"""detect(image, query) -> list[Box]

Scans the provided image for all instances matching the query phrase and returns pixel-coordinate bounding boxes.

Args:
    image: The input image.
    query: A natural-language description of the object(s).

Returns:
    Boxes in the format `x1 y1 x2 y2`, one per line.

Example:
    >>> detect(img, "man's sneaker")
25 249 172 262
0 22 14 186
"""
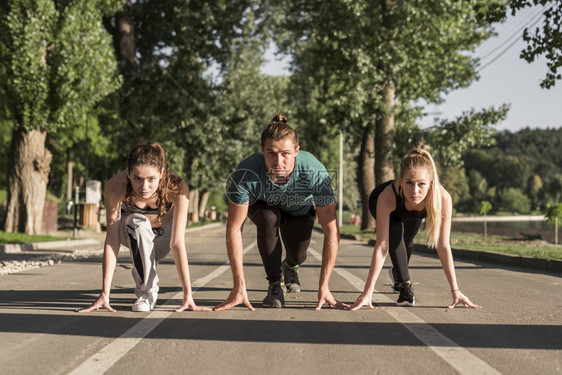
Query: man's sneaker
388 266 400 293
132 292 158 312
262 281 285 308
396 282 415 307
282 259 301 293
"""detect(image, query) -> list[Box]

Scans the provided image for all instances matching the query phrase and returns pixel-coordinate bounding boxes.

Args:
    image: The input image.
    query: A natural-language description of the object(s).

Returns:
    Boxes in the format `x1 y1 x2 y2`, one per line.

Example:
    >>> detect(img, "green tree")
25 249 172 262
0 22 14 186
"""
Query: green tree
479 200 493 240
441 166 470 209
99 1 270 222
274 0 509 228
0 120 10 187
545 202 562 245
0 0 122 233
47 115 114 201
423 106 508 168
540 174 562 203
511 1 562 88
464 149 497 185
467 169 490 208
526 174 543 211
497 187 531 213
464 127 562 209
493 155 531 190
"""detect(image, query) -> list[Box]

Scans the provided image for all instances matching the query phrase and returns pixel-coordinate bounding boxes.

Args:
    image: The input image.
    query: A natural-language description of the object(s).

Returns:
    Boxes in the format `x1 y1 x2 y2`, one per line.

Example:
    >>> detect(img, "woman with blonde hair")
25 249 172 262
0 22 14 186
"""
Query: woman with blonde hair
351 148 480 310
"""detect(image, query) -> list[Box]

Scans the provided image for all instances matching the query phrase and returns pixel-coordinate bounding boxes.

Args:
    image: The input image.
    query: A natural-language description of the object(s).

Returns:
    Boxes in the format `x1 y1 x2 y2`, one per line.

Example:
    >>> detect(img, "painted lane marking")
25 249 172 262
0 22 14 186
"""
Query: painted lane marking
308 246 500 375
68 241 257 375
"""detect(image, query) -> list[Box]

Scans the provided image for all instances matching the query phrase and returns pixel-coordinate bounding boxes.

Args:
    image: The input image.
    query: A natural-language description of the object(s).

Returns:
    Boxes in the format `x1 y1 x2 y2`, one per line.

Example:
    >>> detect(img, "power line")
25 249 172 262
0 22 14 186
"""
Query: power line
477 6 551 72
478 6 545 61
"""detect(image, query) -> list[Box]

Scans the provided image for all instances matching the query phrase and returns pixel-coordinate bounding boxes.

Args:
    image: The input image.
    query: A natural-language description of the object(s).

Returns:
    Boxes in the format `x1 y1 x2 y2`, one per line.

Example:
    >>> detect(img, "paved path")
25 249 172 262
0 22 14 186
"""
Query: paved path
452 215 546 222
0 224 560 374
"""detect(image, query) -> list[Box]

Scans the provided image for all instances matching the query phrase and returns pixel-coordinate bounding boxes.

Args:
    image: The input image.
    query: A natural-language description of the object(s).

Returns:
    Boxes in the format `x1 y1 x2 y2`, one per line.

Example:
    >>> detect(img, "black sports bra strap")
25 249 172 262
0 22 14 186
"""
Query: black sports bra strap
390 180 399 199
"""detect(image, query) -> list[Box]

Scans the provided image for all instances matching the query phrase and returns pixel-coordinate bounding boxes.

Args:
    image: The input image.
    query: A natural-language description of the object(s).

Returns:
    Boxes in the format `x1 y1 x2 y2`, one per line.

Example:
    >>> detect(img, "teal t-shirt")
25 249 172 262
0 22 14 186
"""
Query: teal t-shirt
227 150 336 215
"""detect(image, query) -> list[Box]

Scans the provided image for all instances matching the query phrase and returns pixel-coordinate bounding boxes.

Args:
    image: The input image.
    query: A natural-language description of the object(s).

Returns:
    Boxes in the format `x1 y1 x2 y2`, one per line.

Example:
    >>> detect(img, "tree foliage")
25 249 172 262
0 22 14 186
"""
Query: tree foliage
511 0 562 88
545 202 562 225
462 127 562 212
422 106 509 167
3 0 558 232
0 0 123 233
271 0 509 227
498 187 531 213
99 0 276 190
0 0 122 131
480 200 493 215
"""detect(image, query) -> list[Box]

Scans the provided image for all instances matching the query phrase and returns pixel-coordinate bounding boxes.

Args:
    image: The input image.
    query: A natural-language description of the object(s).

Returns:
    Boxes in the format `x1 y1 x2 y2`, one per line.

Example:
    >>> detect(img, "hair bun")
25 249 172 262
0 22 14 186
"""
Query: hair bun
272 113 288 123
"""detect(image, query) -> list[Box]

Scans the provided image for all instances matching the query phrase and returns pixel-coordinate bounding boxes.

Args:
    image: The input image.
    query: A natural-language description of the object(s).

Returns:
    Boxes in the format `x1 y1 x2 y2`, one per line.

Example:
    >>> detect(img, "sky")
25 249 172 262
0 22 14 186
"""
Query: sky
260 5 561 133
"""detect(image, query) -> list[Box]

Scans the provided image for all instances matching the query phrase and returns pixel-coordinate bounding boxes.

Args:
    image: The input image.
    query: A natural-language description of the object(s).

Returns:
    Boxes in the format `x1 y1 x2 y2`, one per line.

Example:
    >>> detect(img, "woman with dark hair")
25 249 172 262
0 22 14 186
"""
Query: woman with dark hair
351 148 481 310
79 142 209 313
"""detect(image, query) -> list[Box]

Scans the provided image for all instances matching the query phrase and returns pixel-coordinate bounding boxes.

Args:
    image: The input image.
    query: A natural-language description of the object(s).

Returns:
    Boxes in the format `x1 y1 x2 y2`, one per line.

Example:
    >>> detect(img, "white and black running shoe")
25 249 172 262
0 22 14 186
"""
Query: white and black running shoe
396 282 415 307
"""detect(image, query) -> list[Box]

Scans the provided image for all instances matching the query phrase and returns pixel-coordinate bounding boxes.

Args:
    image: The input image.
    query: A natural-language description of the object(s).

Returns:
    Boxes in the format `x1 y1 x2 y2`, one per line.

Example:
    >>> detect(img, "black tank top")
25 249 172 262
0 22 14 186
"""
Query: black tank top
121 202 174 216
370 180 426 220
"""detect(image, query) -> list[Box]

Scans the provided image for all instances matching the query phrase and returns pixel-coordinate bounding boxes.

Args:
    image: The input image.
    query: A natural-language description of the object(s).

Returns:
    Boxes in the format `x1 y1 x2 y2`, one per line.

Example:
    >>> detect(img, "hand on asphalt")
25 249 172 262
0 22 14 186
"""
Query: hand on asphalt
77 293 116 313
350 292 377 311
213 287 255 311
448 290 482 309
315 289 350 310
175 298 212 312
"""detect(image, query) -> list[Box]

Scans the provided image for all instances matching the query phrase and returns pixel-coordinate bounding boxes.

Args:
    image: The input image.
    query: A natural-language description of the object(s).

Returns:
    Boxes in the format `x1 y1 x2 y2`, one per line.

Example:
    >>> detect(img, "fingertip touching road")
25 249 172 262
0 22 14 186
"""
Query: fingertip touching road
0 223 560 374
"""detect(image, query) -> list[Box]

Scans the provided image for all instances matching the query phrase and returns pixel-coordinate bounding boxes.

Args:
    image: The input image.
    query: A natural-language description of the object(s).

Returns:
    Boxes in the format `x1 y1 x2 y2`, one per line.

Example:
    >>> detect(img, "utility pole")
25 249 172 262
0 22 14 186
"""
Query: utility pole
73 186 79 238
339 132 343 227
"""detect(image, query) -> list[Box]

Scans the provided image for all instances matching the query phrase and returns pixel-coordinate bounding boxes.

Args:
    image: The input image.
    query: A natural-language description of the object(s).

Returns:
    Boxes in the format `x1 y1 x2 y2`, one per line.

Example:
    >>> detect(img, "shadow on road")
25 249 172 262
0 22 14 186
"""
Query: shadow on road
0 310 559 350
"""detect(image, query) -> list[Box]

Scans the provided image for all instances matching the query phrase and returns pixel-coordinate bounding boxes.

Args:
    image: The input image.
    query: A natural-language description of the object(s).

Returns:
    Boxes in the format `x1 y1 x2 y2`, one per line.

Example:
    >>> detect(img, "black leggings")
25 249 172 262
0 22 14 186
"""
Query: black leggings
248 200 316 283
369 187 422 283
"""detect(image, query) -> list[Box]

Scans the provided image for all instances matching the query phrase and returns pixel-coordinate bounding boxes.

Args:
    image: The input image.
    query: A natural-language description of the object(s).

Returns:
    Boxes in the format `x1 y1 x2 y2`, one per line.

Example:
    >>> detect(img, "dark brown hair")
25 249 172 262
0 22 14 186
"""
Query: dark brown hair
125 142 181 221
260 113 299 148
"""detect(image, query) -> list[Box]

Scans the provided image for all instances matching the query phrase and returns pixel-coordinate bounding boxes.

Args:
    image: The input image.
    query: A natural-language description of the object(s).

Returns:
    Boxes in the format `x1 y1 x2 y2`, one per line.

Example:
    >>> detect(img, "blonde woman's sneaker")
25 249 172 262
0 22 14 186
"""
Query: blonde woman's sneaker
262 281 285 308
396 282 415 307
132 292 158 312
282 259 301 293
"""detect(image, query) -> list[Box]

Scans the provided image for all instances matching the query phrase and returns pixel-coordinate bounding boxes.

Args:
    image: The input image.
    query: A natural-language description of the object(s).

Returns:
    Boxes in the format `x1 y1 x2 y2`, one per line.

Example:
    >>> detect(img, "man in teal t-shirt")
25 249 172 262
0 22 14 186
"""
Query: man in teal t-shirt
227 150 335 215
214 114 349 310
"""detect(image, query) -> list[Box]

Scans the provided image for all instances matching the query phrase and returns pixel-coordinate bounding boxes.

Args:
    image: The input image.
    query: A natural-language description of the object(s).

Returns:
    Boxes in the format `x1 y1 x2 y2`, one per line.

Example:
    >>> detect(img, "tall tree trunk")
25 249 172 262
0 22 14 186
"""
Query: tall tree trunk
4 128 52 234
375 80 396 185
104 0 137 75
373 0 398 188
358 129 375 230
189 187 199 224
198 189 209 219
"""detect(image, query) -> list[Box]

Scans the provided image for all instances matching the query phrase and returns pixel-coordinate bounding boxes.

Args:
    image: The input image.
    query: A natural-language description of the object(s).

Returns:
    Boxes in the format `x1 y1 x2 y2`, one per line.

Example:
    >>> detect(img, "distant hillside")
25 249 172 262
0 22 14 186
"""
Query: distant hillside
459 127 562 213
494 127 562 176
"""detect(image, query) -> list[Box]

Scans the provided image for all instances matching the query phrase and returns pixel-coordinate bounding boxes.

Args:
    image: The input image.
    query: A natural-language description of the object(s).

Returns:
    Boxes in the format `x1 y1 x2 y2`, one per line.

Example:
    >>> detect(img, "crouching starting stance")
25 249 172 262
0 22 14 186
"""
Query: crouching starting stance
78 142 209 313
351 148 481 310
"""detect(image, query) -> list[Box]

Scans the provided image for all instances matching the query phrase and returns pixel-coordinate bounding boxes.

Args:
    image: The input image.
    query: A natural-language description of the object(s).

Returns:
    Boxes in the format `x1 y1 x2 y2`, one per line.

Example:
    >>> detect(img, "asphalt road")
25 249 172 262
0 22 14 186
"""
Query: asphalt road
0 223 560 375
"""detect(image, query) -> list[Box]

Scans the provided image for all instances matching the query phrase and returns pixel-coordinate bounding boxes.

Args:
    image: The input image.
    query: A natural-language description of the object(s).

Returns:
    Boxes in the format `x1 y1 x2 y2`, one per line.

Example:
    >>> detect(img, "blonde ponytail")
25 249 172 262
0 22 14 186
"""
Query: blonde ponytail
400 148 442 248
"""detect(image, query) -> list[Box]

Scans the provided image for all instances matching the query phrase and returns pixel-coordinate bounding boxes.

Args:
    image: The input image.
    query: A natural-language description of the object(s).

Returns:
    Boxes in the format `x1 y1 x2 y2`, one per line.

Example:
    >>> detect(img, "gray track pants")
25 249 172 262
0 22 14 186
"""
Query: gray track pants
120 213 172 297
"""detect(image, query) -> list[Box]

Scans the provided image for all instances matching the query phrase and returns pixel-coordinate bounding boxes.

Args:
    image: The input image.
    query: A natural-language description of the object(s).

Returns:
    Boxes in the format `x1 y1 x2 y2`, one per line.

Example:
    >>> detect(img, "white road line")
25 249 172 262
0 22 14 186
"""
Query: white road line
68 241 257 375
308 247 501 375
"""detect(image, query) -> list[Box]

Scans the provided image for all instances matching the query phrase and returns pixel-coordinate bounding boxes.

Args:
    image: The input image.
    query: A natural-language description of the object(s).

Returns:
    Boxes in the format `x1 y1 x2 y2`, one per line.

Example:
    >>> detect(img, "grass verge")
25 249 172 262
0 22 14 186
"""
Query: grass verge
0 220 222 245
0 232 73 244
339 225 562 260
446 231 561 260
